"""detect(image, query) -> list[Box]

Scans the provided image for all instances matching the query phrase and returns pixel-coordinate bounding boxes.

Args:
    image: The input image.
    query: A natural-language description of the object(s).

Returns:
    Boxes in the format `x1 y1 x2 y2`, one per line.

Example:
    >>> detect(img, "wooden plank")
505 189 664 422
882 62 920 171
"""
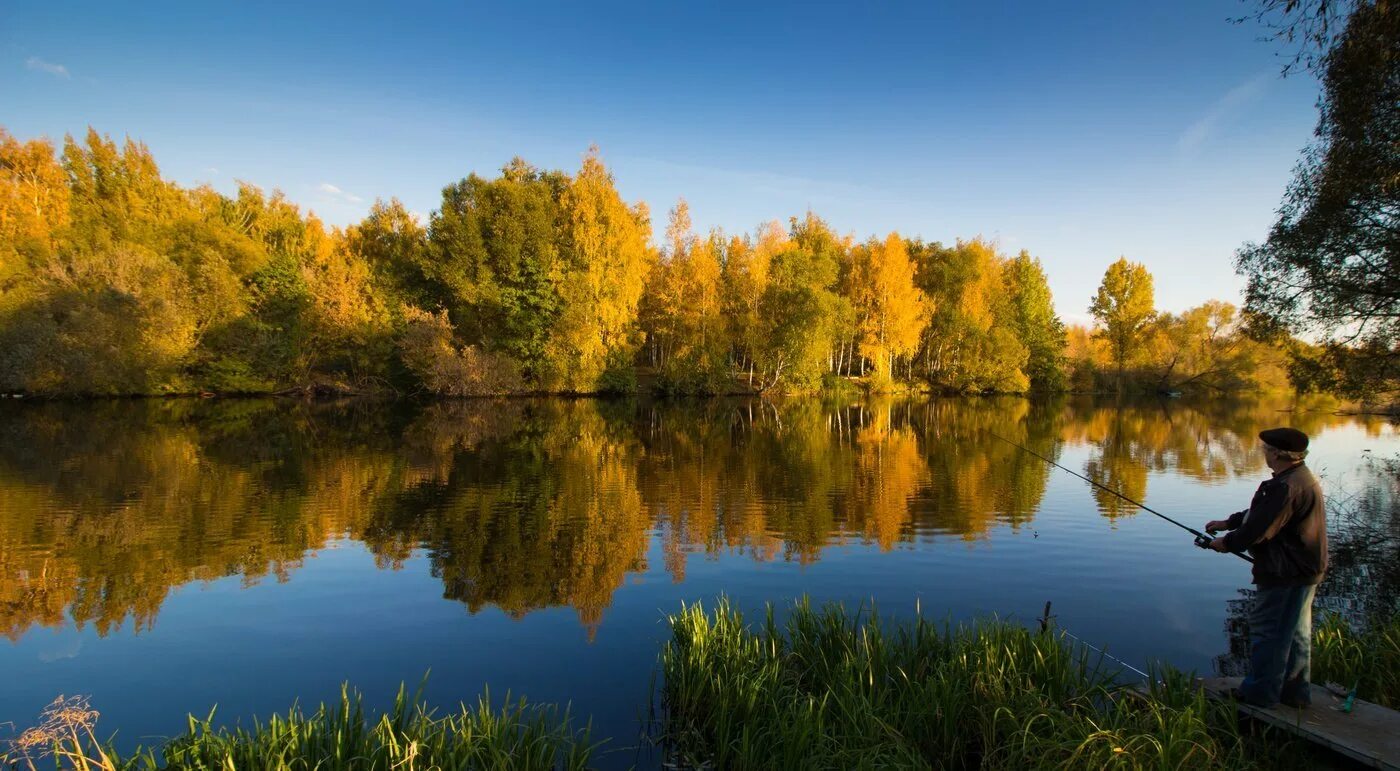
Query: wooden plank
1197 676 1400 771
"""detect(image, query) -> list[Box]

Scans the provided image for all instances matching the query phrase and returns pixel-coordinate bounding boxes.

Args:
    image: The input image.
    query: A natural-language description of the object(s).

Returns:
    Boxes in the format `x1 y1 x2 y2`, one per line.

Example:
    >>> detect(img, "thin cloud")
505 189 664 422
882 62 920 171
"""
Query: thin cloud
317 182 364 204
25 57 70 78
1177 73 1271 155
630 155 887 204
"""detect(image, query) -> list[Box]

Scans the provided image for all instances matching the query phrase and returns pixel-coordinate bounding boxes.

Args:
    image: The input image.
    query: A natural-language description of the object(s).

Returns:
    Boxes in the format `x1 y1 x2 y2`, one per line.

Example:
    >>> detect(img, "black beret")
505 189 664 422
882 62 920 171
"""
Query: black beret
1259 427 1309 453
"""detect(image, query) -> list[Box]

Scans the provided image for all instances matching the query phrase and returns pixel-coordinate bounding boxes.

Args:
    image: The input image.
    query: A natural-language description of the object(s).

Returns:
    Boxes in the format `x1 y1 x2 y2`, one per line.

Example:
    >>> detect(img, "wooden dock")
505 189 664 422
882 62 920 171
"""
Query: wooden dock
1198 677 1399 770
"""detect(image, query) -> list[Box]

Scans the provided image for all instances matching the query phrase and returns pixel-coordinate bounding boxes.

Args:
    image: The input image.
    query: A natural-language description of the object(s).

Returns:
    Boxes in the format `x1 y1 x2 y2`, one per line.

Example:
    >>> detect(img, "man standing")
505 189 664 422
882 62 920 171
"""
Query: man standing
1204 427 1327 709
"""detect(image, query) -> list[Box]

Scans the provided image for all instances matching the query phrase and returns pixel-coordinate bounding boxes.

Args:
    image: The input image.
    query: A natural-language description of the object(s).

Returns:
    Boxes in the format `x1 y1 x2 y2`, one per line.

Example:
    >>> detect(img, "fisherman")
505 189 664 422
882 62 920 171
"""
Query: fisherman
1203 427 1327 709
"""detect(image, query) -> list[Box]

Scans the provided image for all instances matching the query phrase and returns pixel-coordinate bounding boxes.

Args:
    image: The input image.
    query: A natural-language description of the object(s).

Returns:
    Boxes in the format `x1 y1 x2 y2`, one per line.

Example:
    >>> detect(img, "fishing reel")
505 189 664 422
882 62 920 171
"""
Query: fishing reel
1194 534 1214 550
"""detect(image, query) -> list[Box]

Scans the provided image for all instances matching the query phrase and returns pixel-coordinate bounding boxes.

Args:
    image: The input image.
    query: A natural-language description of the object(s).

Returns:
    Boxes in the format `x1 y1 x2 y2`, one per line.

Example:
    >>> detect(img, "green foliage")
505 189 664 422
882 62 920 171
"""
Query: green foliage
914 239 1032 393
1090 258 1156 387
0 683 596 771
1312 612 1400 709
427 160 568 379
1003 251 1067 391
660 598 1293 769
751 214 846 391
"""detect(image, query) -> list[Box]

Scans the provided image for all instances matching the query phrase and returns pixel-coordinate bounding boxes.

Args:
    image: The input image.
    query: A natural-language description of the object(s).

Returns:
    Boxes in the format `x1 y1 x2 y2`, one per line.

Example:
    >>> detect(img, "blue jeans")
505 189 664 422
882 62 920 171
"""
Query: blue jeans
1239 583 1316 707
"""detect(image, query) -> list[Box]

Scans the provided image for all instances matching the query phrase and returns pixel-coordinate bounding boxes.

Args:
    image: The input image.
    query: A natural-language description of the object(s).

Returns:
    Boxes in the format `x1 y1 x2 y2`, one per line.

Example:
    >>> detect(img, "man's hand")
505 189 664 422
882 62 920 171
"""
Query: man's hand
1204 519 1230 534
1208 537 1230 553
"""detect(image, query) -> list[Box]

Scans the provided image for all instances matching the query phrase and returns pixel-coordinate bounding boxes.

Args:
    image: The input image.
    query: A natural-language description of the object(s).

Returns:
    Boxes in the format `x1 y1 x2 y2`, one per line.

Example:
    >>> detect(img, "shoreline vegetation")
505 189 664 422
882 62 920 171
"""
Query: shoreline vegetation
1 126 1379 406
3 600 1393 770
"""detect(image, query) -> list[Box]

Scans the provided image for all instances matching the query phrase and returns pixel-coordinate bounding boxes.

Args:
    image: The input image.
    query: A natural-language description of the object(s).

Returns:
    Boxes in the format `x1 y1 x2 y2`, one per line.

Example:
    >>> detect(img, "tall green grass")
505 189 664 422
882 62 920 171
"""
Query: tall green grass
2 684 596 771
1313 611 1400 709
658 598 1304 770
11 603 1384 770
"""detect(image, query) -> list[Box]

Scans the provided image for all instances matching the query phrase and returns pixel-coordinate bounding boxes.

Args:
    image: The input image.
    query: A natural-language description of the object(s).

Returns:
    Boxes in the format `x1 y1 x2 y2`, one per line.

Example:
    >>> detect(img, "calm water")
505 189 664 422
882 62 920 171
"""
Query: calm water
0 396 1394 762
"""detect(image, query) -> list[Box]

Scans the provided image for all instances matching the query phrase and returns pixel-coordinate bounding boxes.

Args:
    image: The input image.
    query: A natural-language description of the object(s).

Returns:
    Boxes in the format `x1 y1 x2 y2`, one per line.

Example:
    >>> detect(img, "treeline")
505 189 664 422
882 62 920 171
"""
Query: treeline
1 126 1296 396
1066 259 1292 394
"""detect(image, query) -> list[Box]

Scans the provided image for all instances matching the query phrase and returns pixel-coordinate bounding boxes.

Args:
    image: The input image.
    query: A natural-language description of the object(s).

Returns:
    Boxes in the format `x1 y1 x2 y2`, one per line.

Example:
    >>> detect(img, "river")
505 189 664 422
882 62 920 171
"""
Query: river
0 395 1393 763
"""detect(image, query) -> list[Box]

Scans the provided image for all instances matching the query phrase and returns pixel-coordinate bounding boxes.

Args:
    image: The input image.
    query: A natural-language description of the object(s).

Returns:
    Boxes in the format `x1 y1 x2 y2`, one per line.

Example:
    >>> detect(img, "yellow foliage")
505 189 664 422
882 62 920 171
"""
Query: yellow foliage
851 402 927 550
0 129 69 254
555 148 654 390
850 232 930 377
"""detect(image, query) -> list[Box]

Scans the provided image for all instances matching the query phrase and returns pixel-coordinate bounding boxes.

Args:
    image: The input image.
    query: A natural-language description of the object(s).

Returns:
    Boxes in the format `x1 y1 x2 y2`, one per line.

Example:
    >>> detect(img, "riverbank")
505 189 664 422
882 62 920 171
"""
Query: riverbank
2 384 1382 415
6 600 1391 770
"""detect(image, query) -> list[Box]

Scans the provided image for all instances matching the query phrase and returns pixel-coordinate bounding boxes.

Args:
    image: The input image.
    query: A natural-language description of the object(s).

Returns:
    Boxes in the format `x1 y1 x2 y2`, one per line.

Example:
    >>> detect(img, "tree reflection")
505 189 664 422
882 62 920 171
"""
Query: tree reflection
363 401 648 638
1065 397 1358 519
0 395 1378 640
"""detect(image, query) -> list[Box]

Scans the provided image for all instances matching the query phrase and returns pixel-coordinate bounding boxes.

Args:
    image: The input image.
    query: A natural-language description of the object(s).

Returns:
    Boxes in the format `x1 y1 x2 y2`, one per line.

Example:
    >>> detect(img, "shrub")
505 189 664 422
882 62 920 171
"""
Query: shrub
398 307 525 396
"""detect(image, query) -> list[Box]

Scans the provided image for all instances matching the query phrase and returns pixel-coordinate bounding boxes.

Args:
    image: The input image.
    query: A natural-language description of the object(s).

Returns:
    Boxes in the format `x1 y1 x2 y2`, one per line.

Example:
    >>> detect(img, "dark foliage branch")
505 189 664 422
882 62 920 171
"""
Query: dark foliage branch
1236 1 1399 397
1233 0 1364 74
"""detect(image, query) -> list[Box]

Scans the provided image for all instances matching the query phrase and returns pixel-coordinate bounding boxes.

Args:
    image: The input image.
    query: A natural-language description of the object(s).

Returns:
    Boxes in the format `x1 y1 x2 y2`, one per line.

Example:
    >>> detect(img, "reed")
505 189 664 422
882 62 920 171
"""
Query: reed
11 602 1383 769
1 684 595 771
657 598 1308 770
1313 611 1400 709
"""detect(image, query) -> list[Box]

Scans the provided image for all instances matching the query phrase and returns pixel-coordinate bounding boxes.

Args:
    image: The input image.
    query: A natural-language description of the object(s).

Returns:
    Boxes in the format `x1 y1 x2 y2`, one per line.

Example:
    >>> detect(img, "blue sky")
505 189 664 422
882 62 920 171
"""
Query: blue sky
2 0 1320 325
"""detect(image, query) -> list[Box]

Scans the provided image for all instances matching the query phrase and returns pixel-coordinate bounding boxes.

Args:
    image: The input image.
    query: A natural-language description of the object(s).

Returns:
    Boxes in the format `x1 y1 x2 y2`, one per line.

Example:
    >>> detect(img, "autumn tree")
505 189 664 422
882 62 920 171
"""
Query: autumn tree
1089 258 1156 389
0 129 69 263
1003 250 1066 390
722 221 785 388
752 213 847 391
0 123 1340 399
640 199 728 392
555 148 654 392
1 130 202 393
426 159 569 385
1064 324 1109 391
848 232 929 383
194 183 321 390
1145 301 1287 393
914 238 1029 392
347 198 430 312
299 216 394 383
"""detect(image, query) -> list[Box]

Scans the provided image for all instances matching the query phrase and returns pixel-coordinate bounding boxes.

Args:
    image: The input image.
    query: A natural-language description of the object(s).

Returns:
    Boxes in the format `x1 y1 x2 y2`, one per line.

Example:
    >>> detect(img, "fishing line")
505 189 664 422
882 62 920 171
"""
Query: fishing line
989 431 1253 563
1039 602 1152 681
1059 628 1152 681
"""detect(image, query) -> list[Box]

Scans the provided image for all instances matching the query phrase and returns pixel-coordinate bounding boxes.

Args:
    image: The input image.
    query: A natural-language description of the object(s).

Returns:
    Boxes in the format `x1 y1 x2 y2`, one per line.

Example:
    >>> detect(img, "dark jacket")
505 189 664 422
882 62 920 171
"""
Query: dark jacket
1223 463 1327 587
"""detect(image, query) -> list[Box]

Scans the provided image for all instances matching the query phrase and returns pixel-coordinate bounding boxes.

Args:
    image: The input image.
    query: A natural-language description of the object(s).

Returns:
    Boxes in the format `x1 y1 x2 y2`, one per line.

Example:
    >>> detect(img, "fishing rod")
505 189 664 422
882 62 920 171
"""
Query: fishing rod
989 432 1253 563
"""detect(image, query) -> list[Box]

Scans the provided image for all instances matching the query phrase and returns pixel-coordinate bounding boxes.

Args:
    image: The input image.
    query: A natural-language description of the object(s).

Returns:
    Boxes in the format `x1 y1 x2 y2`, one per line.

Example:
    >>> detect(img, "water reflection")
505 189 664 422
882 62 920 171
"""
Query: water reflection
0 396 1388 641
